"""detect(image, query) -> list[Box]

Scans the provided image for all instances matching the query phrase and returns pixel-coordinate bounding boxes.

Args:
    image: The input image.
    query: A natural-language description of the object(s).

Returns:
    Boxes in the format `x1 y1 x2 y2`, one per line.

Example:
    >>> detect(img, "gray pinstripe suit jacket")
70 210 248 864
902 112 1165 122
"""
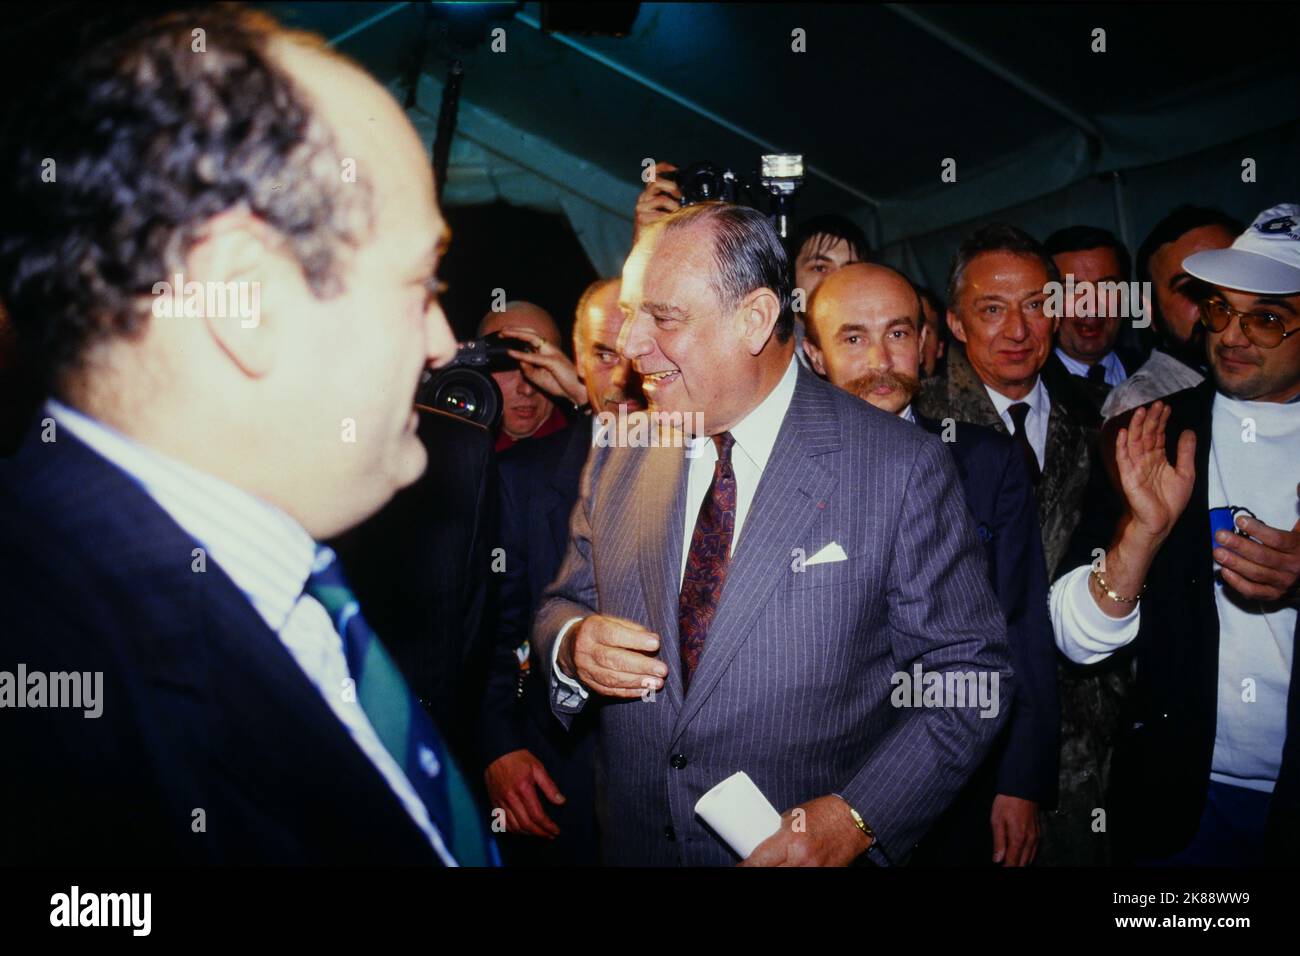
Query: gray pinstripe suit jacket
533 362 1013 866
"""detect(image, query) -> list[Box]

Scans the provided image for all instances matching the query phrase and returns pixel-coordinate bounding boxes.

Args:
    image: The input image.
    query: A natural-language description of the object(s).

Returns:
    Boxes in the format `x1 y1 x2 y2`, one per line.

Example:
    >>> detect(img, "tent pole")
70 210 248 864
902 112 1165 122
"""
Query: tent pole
1110 171 1132 253
327 2 412 48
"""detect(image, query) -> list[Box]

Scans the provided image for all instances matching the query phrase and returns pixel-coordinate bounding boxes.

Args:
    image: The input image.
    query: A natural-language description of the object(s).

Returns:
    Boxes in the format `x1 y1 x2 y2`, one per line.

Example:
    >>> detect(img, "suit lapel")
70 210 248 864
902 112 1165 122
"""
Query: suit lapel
638 439 690 712
944 345 1005 432
669 368 841 743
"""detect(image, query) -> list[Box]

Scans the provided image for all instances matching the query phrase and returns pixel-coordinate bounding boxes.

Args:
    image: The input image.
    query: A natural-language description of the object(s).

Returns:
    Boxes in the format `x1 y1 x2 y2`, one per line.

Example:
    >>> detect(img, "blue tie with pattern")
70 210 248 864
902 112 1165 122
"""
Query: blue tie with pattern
305 545 499 867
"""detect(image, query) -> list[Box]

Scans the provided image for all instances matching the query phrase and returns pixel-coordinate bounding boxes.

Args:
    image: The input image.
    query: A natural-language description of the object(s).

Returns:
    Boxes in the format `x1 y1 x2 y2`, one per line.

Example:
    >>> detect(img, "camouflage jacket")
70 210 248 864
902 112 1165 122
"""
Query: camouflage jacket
915 344 1092 578
916 345 1132 865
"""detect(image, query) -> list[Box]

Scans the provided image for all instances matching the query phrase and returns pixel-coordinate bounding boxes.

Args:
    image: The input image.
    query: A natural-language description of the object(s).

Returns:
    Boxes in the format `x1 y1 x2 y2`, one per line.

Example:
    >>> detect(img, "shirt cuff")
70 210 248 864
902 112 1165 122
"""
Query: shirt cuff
551 616 589 701
1049 564 1141 665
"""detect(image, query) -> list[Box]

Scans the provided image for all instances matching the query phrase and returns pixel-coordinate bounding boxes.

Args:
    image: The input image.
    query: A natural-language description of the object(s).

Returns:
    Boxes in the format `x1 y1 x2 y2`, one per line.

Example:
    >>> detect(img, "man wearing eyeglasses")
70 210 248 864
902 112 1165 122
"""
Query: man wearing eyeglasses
1049 203 1300 865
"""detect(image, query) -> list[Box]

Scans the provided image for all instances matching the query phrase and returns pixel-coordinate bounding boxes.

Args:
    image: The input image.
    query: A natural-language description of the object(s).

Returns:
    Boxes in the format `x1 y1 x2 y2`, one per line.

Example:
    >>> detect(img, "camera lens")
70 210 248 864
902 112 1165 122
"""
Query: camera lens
420 366 503 432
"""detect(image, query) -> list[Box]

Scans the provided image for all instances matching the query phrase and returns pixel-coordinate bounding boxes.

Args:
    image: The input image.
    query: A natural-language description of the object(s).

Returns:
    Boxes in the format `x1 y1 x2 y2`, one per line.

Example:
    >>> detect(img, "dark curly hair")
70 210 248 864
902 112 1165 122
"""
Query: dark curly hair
0 5 373 392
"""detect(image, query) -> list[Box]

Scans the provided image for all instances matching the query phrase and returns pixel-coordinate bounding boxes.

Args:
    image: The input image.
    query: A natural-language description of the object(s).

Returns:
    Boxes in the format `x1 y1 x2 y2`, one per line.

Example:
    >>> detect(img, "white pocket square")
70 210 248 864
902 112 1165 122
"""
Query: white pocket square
804 541 847 566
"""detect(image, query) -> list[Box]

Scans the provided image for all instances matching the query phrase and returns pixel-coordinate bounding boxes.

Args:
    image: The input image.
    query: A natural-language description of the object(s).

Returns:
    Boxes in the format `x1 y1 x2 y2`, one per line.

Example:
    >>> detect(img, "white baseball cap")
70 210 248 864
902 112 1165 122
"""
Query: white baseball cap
1183 203 1300 295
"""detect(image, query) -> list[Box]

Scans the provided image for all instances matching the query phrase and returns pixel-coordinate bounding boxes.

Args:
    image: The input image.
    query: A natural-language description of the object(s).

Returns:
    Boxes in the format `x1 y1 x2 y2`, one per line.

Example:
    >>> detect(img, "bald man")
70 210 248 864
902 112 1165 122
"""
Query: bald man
478 302 581 452
0 8 497 864
805 264 1060 867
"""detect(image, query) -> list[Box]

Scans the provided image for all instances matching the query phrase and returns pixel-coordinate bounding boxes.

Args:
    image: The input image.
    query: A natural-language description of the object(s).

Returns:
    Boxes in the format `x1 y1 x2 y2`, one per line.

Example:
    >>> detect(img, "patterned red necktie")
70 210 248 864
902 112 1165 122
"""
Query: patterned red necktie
678 431 737 691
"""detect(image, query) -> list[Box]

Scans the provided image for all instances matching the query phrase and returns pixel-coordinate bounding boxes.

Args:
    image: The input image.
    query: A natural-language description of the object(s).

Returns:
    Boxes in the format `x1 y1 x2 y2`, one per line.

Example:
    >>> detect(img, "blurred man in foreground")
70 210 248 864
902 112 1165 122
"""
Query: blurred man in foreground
0 8 495 865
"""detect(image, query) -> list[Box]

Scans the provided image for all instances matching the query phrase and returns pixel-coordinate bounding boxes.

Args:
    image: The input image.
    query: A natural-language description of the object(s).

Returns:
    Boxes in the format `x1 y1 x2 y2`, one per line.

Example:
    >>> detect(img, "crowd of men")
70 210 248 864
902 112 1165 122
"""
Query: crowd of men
1 7 1296 868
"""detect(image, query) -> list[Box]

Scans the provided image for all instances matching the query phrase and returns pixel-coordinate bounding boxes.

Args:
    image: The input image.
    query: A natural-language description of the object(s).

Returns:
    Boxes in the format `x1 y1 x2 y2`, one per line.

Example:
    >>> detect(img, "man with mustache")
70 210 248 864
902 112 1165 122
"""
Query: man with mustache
804 263 1059 866
1051 202 1300 864
482 277 645 864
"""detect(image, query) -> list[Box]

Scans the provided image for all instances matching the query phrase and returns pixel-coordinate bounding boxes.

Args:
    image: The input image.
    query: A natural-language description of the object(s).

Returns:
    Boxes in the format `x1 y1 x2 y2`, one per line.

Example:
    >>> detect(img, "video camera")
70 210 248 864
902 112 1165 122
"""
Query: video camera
416 330 535 431
666 153 806 239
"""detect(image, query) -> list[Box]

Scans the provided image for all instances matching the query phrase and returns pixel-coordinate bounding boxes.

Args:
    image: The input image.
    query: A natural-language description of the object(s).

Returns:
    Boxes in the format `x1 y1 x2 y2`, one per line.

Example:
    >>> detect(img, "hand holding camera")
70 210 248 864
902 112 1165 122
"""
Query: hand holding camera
502 326 588 410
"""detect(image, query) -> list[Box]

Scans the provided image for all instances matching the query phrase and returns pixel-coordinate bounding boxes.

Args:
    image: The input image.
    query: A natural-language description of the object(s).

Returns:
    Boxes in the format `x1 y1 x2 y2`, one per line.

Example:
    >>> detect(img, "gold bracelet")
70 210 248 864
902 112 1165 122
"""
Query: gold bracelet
1091 566 1145 604
848 806 875 843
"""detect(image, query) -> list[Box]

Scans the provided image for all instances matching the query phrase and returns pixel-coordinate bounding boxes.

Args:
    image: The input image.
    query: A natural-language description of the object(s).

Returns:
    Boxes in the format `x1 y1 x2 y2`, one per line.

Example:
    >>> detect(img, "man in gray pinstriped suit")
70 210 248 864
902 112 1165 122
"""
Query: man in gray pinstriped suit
533 202 1012 866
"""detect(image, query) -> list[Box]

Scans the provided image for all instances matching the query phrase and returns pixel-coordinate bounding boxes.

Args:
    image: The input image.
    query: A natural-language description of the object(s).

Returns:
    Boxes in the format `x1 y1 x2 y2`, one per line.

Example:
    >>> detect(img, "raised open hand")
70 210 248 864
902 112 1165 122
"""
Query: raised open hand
1115 401 1196 543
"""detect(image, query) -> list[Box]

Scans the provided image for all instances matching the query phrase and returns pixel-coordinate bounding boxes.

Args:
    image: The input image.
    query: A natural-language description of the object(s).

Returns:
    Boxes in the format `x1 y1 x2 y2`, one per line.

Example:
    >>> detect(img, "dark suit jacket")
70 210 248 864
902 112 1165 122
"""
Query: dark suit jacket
0 422 438 864
916 414 1060 806
917 344 1130 866
917 344 1094 579
1042 348 1144 423
481 421 599 863
1064 382 1299 862
329 409 497 769
535 363 1013 866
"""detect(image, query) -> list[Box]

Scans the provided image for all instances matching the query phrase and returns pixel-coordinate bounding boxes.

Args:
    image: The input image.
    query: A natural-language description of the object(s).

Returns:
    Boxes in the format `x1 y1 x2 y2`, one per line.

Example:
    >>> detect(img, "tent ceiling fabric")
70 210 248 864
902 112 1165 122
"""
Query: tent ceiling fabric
268 1 1300 283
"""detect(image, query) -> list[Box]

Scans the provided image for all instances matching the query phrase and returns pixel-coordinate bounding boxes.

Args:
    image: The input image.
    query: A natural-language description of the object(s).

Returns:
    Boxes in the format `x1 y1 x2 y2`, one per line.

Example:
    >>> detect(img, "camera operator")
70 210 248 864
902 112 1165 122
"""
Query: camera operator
478 302 583 452
481 277 643 865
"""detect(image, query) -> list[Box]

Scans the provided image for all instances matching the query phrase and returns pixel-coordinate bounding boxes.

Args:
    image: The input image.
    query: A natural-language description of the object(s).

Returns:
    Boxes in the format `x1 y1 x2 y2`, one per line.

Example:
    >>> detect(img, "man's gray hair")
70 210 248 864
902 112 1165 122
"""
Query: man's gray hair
654 203 794 343
946 223 1060 308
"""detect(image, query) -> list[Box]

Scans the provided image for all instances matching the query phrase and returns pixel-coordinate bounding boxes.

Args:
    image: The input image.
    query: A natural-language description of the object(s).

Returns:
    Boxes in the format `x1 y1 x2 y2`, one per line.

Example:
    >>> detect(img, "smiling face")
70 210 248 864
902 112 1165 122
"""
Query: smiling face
1051 245 1125 364
618 218 781 436
1206 287 1300 403
804 263 925 415
950 251 1056 400
575 280 643 415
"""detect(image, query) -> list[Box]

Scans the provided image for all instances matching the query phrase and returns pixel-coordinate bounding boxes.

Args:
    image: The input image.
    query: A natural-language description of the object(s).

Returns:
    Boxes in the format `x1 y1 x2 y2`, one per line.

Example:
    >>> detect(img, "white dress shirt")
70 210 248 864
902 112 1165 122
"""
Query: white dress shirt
984 376 1051 471
552 356 801 698
1054 346 1128 387
1050 392 1298 794
47 400 456 864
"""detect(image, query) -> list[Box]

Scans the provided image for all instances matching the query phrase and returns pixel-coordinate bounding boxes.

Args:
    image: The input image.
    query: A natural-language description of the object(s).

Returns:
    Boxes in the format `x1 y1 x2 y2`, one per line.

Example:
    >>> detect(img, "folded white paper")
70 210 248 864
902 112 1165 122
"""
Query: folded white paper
804 541 847 566
694 771 782 859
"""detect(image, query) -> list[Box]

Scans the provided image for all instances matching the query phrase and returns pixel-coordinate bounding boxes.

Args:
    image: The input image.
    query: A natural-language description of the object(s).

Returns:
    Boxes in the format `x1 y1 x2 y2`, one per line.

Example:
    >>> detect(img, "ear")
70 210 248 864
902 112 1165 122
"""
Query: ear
918 321 930 353
802 336 827 377
737 288 781 356
947 307 968 345
184 211 292 379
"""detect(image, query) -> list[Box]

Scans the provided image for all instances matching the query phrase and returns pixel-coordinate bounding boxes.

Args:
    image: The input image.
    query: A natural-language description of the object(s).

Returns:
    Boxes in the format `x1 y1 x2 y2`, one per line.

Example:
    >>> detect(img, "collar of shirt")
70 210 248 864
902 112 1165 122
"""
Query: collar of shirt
1054 346 1122 382
899 403 916 424
983 374 1048 420
685 354 799 472
46 399 316 633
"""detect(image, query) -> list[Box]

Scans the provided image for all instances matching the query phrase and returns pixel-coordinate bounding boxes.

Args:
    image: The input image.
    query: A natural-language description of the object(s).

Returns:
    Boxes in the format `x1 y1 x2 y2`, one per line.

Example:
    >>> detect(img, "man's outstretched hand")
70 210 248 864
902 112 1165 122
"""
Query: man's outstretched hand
559 614 666 699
